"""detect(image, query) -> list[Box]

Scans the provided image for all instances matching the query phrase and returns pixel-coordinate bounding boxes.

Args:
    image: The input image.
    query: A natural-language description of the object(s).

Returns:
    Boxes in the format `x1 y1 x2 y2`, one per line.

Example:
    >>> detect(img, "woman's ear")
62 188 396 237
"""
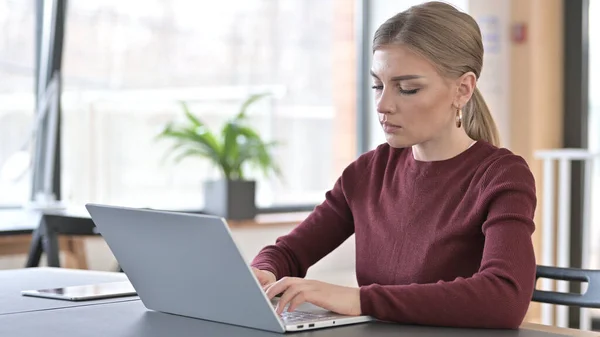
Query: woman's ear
455 72 477 107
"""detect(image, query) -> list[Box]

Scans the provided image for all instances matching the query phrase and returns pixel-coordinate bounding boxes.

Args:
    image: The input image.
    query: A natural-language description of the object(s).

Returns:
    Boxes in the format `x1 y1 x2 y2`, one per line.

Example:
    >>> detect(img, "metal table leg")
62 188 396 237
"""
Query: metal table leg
25 225 44 268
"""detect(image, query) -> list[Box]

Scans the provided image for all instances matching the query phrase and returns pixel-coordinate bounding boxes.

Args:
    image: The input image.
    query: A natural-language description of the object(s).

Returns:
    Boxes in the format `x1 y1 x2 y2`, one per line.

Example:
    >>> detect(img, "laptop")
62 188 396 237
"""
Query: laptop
85 204 373 333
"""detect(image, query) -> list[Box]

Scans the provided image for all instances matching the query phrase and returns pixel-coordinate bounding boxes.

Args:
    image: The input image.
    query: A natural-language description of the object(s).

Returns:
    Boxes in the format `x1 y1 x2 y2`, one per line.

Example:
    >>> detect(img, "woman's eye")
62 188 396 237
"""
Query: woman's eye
371 84 419 95
399 88 419 95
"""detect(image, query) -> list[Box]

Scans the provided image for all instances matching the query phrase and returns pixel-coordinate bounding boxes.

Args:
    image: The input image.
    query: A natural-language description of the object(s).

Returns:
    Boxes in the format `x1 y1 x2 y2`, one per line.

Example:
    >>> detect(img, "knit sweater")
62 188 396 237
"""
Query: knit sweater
251 141 537 329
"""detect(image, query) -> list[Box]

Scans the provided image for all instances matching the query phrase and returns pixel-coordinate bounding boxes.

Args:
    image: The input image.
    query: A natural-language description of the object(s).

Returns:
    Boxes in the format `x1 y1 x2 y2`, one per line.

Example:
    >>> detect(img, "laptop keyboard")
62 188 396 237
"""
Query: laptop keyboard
279 310 336 323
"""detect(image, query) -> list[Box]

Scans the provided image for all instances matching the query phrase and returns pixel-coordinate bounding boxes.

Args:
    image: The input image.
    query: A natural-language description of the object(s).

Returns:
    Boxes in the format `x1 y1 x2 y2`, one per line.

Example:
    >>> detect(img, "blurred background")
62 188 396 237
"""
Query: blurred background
0 0 598 332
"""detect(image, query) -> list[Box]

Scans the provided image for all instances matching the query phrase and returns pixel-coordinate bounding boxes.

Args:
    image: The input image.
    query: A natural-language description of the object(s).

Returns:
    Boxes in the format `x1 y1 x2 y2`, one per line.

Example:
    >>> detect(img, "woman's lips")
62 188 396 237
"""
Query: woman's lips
381 122 402 133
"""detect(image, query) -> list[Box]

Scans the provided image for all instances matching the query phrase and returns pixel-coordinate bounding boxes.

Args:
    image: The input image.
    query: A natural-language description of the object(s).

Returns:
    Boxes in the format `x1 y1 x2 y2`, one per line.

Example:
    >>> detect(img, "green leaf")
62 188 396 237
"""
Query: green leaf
156 94 282 181
180 101 204 127
155 122 175 141
235 92 270 120
185 128 222 157
256 142 281 178
221 122 240 171
159 141 187 164
172 148 210 163
159 126 222 164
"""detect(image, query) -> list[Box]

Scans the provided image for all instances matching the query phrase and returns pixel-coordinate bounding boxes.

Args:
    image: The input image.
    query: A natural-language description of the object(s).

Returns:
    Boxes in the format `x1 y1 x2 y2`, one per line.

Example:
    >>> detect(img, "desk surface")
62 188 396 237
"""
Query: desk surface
0 207 91 234
0 207 309 232
0 269 597 337
0 299 596 337
0 209 40 235
0 267 138 315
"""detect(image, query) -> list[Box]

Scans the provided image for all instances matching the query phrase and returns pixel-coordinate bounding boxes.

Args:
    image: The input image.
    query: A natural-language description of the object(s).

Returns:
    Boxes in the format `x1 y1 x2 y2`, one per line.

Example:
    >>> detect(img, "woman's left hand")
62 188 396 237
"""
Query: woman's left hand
264 277 362 316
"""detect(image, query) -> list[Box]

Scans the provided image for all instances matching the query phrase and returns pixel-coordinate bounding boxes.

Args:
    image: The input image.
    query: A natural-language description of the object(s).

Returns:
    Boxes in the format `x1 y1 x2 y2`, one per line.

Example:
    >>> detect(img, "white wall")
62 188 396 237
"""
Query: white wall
468 0 511 148
367 0 512 150
589 0 600 269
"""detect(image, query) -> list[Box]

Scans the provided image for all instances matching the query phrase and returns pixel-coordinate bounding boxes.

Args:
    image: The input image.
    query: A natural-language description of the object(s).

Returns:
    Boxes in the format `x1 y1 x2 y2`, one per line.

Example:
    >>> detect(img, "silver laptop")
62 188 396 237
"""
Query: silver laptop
85 204 373 333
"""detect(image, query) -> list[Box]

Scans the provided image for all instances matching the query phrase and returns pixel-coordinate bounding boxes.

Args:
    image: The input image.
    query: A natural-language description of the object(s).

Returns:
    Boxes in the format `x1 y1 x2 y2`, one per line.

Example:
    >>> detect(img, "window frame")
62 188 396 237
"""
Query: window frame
563 0 590 329
32 0 372 214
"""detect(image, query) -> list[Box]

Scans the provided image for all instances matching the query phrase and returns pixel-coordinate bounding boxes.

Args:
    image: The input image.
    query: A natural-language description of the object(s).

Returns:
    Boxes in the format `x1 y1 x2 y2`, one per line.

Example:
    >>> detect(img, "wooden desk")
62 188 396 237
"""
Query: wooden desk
0 209 87 269
0 235 87 269
227 212 310 229
521 322 599 336
0 209 309 270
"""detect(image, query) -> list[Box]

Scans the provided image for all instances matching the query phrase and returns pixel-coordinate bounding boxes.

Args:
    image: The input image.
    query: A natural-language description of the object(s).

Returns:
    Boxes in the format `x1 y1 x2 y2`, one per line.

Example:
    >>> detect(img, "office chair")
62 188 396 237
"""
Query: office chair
533 265 600 308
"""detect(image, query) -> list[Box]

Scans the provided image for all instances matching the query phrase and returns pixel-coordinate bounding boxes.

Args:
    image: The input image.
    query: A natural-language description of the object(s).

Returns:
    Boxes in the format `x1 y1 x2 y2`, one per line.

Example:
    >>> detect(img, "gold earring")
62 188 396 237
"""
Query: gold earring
455 107 462 128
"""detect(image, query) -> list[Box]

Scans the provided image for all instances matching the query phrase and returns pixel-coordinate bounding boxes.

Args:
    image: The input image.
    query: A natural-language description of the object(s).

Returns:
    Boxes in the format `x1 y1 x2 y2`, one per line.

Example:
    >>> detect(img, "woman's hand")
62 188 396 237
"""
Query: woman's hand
251 267 276 287
264 277 361 316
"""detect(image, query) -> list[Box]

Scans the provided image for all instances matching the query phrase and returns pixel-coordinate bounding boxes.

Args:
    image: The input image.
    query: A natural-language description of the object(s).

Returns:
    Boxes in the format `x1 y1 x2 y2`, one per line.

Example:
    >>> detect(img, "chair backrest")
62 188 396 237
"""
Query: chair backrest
533 265 600 308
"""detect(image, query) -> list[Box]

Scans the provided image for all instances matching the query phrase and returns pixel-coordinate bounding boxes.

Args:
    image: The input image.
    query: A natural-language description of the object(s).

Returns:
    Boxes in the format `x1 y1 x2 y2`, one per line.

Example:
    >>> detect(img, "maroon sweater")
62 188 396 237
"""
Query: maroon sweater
251 141 537 329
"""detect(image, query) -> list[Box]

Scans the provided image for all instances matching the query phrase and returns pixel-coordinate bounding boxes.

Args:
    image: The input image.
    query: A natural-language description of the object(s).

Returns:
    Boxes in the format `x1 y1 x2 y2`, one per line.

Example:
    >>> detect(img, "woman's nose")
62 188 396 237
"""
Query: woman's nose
376 89 395 115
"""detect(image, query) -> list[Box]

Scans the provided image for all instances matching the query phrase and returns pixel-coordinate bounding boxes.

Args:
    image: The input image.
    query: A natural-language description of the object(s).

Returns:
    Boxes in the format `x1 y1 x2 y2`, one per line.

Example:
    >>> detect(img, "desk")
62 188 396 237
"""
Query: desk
0 208 94 269
24 208 97 268
0 268 596 337
0 267 138 315
0 209 40 235
0 207 309 269
0 210 39 260
0 299 597 337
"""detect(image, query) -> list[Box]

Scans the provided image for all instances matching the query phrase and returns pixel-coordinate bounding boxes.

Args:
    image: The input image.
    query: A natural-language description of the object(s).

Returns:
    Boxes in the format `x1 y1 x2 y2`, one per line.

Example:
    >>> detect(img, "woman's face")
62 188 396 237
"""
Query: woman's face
370 44 464 148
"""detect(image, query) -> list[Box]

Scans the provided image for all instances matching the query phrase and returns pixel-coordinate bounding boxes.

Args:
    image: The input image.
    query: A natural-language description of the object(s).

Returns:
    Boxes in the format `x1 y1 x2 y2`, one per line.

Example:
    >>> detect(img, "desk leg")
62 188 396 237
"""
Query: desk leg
25 228 44 268
42 223 60 267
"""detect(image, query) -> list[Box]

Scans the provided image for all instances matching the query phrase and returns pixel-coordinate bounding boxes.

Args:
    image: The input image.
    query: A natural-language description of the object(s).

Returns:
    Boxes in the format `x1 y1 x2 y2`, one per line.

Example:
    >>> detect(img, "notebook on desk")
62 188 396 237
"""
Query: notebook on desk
85 204 373 333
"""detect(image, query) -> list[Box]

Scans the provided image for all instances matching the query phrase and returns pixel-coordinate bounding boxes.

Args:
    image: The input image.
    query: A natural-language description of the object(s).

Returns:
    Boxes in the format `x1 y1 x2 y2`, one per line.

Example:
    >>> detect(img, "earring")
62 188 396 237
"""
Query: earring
455 107 463 128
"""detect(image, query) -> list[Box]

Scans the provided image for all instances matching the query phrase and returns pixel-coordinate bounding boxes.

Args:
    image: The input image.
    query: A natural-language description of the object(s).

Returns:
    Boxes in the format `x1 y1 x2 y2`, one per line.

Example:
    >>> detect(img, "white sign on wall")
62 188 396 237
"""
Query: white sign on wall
469 0 511 149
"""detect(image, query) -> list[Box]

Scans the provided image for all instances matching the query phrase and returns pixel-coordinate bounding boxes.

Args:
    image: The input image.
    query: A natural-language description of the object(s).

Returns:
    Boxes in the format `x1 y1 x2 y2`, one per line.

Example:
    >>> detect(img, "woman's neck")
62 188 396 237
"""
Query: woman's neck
411 131 475 162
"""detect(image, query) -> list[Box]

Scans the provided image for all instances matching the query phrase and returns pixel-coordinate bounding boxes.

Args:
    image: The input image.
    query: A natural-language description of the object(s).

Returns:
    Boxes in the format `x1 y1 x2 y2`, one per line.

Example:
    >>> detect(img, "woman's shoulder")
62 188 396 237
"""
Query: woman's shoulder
477 142 531 169
475 142 535 188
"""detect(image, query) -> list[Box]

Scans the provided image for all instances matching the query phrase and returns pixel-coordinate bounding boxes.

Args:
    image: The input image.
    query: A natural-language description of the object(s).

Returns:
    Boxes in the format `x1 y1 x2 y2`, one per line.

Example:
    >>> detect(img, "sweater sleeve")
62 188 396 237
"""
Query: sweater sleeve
359 155 537 329
250 154 371 280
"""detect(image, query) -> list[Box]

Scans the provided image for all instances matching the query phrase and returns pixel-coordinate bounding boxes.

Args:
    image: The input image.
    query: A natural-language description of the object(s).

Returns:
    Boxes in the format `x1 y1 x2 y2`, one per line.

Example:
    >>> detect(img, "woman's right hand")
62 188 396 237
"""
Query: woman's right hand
252 267 276 288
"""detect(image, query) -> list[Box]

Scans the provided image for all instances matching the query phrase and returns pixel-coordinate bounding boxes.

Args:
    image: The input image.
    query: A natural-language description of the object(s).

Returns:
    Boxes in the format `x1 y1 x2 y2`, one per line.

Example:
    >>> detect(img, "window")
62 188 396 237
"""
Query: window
0 0 35 207
61 0 357 209
588 0 600 271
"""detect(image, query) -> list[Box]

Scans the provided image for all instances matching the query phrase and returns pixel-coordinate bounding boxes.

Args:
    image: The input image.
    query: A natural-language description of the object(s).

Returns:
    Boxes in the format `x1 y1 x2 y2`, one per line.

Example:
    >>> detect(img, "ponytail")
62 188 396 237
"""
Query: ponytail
464 87 500 147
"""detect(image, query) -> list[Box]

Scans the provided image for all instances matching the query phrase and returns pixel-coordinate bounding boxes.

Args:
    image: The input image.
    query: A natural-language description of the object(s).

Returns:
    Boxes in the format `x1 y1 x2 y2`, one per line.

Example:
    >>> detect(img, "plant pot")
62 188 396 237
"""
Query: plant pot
203 179 257 220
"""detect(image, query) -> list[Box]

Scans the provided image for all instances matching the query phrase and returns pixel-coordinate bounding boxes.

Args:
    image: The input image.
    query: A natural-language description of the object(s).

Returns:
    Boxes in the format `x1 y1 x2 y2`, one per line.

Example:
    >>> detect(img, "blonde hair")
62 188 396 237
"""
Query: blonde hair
373 1 500 146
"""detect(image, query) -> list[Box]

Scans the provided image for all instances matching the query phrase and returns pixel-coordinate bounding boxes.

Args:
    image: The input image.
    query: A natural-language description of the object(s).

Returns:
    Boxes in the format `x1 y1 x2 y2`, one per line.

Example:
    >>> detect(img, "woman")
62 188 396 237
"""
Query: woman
251 1 536 329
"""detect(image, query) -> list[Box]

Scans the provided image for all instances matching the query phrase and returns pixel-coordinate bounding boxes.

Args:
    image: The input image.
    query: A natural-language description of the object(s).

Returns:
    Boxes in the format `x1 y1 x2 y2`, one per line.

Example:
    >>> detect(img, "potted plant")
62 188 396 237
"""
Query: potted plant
156 93 281 220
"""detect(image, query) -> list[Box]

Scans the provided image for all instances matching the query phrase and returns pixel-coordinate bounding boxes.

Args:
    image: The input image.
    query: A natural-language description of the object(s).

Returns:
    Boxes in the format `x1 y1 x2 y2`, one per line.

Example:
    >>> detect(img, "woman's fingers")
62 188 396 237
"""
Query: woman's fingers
251 267 276 286
275 283 306 314
287 290 311 313
265 277 293 299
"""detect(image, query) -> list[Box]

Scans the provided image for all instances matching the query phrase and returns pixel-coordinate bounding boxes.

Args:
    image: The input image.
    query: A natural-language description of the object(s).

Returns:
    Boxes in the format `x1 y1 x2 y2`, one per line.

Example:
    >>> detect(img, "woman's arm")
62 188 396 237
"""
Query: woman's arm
359 156 537 329
251 153 372 280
